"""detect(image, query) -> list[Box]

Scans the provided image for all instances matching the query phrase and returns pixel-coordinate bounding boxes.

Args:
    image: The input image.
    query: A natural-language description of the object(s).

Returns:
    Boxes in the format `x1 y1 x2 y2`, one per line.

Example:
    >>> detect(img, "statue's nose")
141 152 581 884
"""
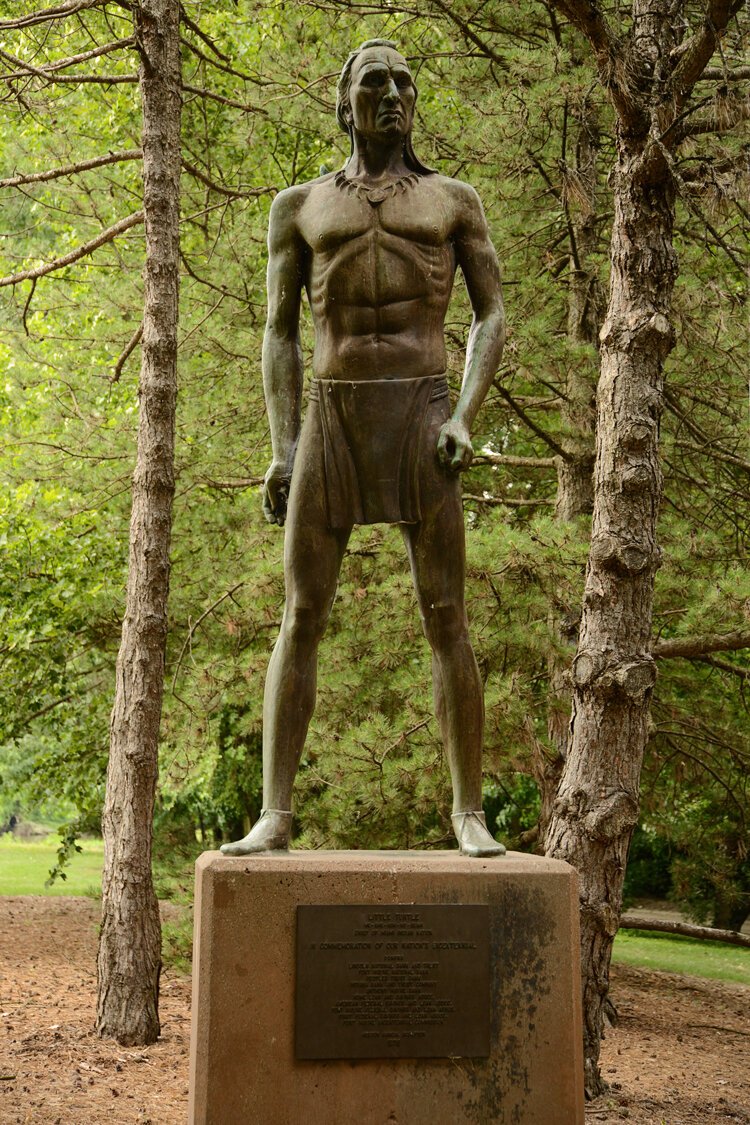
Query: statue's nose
382 79 399 103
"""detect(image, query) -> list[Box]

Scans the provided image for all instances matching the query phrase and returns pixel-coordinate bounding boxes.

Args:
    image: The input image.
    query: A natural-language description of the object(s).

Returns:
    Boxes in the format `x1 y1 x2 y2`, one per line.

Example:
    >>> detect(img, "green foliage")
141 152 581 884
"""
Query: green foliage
161 907 195 975
151 834 201 974
0 482 122 742
0 483 115 856
0 0 747 927
484 774 541 845
623 826 674 905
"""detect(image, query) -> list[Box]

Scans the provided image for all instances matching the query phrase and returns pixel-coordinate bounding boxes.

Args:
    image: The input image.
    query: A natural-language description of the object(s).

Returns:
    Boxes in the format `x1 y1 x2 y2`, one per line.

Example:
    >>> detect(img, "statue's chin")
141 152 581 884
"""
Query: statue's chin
376 122 406 138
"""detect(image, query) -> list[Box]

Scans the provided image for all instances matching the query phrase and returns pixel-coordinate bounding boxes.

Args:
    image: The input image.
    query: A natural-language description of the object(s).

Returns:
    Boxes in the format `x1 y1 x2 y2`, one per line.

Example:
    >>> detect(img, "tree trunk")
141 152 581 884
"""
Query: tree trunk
545 127 677 1095
97 0 181 1046
541 0 742 1098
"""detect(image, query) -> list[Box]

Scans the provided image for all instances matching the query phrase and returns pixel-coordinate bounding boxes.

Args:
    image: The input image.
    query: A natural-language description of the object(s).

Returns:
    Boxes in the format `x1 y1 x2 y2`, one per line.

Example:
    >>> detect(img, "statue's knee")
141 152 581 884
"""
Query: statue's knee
282 603 328 648
421 603 468 650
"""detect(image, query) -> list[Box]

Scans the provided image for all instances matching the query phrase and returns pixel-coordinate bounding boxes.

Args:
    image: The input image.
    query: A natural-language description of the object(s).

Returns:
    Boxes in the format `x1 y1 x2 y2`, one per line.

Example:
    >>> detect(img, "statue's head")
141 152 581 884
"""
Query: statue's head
336 40 433 174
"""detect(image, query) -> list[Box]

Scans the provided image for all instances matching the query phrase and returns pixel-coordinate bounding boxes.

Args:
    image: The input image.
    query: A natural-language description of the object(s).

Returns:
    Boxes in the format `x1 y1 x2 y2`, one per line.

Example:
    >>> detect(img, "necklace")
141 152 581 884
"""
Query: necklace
333 169 419 207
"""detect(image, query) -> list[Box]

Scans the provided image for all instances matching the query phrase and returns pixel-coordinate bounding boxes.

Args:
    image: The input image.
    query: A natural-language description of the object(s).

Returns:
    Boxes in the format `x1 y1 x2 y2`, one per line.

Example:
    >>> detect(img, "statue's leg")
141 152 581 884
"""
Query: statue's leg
401 502 482 814
221 421 350 856
261 508 349 812
401 470 504 858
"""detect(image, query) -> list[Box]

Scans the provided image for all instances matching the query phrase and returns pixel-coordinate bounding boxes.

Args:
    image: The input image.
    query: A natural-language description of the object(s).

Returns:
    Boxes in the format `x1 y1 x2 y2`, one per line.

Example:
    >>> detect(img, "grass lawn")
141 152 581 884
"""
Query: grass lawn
0 835 103 896
613 928 750 986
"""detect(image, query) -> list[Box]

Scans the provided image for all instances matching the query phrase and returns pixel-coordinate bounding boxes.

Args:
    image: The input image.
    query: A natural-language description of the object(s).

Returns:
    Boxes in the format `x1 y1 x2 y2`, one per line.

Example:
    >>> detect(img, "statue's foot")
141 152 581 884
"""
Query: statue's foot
220 809 292 856
452 811 506 858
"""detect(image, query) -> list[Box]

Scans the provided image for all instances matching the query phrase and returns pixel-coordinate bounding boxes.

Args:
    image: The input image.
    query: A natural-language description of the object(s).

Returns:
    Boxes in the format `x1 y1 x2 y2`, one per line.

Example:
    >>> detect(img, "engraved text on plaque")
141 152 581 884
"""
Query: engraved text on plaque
295 904 490 1059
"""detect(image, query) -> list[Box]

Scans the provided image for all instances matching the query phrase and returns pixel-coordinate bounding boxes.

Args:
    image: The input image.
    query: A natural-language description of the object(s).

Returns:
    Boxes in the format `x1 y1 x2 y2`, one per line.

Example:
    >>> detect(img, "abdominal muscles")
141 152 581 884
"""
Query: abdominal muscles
309 232 454 379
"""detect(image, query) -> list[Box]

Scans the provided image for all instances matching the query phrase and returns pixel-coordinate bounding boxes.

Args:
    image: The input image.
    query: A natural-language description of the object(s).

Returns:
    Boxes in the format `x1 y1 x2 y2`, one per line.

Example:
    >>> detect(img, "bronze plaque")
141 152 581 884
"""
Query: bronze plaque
295 904 490 1059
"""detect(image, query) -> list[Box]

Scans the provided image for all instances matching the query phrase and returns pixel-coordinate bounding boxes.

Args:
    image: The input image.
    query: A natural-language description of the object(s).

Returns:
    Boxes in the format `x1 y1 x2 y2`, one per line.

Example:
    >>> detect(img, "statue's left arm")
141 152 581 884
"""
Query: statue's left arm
437 184 505 472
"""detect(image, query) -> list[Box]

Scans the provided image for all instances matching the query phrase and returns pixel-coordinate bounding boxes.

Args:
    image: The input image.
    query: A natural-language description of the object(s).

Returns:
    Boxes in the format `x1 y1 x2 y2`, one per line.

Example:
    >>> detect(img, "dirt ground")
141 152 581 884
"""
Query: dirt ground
0 896 748 1124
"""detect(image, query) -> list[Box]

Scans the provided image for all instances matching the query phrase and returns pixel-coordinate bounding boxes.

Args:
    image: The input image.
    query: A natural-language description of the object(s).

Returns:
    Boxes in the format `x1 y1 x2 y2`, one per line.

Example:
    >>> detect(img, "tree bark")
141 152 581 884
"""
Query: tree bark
97 0 181 1046
546 128 677 1094
543 0 742 1093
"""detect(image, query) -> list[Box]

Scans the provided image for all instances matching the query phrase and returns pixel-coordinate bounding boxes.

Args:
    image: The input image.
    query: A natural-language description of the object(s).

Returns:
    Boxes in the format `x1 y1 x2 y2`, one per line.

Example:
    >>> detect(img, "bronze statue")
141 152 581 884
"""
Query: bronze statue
221 40 506 858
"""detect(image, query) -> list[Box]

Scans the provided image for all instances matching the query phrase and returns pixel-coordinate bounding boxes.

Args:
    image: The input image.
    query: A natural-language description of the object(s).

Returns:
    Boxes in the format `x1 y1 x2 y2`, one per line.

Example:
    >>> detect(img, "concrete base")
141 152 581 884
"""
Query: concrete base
188 851 584 1125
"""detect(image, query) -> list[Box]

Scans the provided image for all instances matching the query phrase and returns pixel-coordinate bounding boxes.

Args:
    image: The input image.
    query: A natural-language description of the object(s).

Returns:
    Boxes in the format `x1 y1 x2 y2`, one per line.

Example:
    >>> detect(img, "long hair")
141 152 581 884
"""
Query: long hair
336 40 434 176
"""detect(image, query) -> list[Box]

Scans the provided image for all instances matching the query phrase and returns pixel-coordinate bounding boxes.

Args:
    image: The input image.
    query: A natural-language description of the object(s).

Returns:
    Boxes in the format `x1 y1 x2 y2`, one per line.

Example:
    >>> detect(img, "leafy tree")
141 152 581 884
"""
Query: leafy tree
1 0 747 1085
95 0 182 1047
539 0 748 1094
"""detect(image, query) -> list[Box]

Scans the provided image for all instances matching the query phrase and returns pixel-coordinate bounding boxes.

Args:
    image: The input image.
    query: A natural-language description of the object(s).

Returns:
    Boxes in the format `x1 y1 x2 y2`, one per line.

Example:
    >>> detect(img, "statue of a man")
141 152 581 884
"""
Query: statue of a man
222 39 506 858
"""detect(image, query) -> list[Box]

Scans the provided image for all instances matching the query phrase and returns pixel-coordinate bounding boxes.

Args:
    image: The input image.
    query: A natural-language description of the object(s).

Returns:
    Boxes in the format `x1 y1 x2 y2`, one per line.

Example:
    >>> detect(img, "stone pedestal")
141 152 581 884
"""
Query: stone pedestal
188 850 584 1125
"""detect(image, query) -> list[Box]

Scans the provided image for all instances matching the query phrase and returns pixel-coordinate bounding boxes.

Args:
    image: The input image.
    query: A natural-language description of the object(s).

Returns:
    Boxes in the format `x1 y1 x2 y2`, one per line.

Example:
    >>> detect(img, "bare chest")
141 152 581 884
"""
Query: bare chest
297 177 455 255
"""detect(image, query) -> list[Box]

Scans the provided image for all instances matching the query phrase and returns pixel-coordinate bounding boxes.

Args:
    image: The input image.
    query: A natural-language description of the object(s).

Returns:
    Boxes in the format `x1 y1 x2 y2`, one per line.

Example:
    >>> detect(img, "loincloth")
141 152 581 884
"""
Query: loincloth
307 375 450 529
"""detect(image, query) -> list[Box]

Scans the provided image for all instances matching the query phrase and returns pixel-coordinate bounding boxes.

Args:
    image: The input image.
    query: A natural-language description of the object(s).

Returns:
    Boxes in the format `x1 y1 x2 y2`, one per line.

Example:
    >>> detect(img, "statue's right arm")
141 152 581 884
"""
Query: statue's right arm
262 188 307 525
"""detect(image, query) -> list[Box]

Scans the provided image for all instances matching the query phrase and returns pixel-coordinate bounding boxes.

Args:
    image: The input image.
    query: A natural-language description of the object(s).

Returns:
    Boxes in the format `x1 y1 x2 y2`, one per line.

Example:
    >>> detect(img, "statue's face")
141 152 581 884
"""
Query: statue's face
347 47 416 142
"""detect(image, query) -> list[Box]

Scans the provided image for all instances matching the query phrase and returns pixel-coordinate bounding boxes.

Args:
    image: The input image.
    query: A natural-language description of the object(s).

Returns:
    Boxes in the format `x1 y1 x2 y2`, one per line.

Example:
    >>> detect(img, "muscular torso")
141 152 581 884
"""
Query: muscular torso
294 174 461 379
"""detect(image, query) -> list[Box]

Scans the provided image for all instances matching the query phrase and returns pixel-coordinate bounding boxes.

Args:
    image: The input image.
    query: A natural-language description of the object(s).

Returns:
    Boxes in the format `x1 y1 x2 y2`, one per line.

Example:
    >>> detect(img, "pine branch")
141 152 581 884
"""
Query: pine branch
473 452 557 468
670 0 746 98
679 98 750 138
544 0 614 60
18 73 137 85
653 144 747 270
544 0 644 124
698 655 750 679
665 389 750 472
181 159 273 199
427 0 506 66
178 5 231 62
653 630 750 659
698 65 750 80
21 278 37 335
665 386 724 445
171 583 246 693
0 150 141 189
179 250 248 303
496 383 571 460
513 395 565 410
463 493 554 507
659 93 716 143
527 152 585 271
180 37 269 86
181 81 264 114
111 322 143 383
24 693 75 725
202 477 264 490
674 438 750 474
0 210 143 288
0 45 64 82
0 0 103 30
0 37 134 80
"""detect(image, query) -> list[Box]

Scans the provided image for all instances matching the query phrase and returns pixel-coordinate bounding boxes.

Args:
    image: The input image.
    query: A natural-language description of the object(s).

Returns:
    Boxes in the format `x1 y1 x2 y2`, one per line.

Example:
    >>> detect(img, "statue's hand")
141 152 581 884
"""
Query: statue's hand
437 419 473 473
262 459 294 525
